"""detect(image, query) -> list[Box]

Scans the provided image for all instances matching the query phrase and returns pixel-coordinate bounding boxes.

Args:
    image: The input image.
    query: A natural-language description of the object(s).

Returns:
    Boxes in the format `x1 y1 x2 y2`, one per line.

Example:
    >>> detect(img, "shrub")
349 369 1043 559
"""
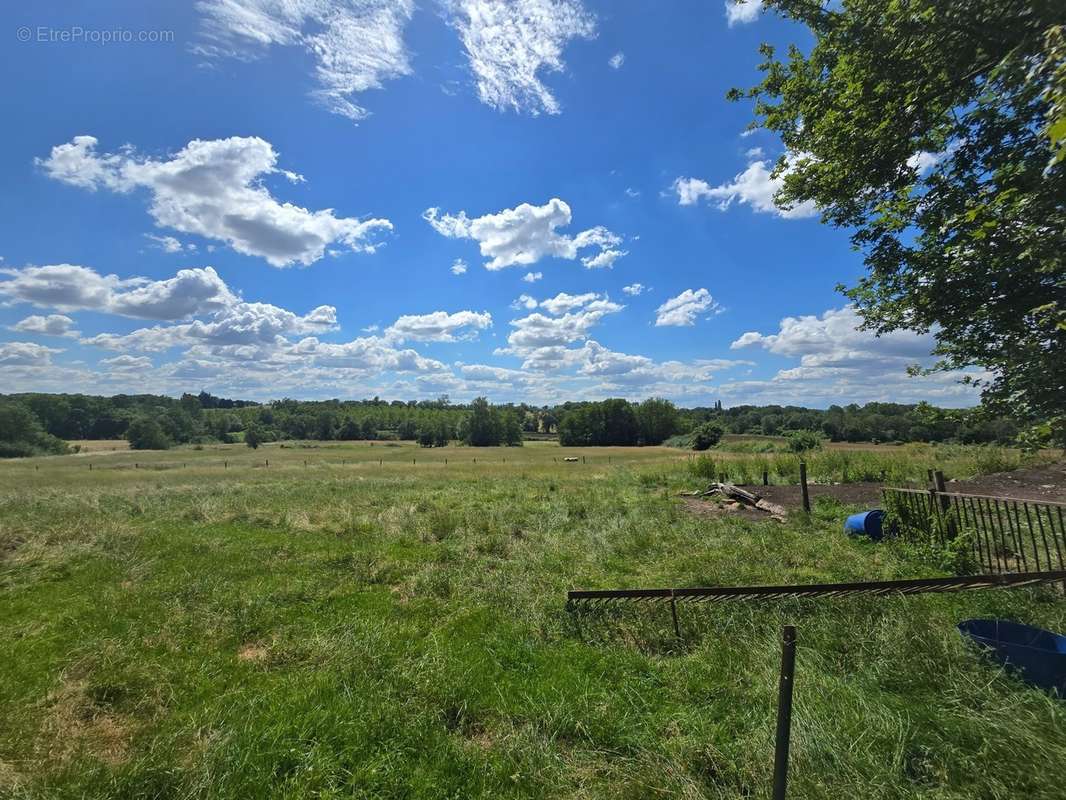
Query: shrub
126 416 172 450
787 429 824 453
691 422 724 451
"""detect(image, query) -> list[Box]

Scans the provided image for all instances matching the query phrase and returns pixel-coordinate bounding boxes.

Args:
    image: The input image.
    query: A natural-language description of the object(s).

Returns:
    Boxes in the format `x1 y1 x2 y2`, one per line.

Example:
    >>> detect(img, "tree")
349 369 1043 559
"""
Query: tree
636 397 679 445
733 0 1066 446
0 402 69 458
691 422 723 451
245 424 262 449
464 397 500 447
126 416 171 450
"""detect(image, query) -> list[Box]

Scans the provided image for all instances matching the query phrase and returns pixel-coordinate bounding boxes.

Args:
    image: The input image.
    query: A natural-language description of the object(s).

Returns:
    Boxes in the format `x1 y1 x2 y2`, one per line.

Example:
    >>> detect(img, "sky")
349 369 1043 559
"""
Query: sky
0 0 982 408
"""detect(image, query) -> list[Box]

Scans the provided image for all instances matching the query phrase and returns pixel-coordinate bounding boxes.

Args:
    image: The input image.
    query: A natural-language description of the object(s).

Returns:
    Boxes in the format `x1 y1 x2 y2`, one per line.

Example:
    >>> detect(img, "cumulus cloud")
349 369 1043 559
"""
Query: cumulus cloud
499 294 624 368
195 0 415 122
38 136 392 266
654 288 720 327
608 52 625 69
450 258 468 275
673 153 818 219
726 305 983 405
100 354 154 372
522 271 542 283
384 310 492 343
0 341 62 367
622 283 645 296
0 264 237 321
10 314 79 338
84 300 338 352
423 198 624 270
443 0 596 115
725 0 764 26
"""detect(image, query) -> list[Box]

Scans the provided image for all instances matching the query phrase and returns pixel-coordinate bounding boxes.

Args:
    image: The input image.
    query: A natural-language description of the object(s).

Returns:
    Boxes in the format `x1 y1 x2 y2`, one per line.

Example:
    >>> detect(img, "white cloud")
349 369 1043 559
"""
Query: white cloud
608 52 625 69
673 154 818 219
38 136 392 266
195 0 415 122
725 0 764 26
744 146 764 159
83 300 339 353
538 291 602 315
624 187 640 198
10 314 79 338
424 198 624 270
100 354 153 372
622 283 645 296
144 233 197 253
450 258 468 275
726 305 983 405
0 264 237 321
654 288 720 327
522 271 542 283
384 310 492 343
0 341 62 367
907 150 942 176
511 294 539 310
443 0 596 115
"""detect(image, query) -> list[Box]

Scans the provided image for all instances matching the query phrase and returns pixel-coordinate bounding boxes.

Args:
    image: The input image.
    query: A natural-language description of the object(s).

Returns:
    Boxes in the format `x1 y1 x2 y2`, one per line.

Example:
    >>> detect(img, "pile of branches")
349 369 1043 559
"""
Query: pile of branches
680 482 787 522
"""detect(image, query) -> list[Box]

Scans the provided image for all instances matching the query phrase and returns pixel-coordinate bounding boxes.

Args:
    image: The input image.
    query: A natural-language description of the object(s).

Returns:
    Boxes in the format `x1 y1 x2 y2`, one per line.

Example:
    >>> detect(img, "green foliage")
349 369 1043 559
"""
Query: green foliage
0 402 70 458
635 397 679 445
735 0 1066 446
125 416 172 450
244 424 262 449
558 398 645 446
787 429 824 453
691 422 724 451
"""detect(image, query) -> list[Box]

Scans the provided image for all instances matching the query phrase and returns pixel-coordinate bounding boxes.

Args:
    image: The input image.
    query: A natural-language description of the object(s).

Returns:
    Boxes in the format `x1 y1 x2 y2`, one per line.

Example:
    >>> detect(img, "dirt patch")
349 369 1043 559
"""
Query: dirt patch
237 643 269 663
682 462 1065 516
948 462 1066 503
36 678 134 767
681 495 784 522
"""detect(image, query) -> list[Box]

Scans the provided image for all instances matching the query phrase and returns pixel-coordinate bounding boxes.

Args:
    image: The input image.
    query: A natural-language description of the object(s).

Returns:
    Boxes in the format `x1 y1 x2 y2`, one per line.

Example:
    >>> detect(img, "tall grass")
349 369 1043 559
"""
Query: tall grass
0 442 1063 799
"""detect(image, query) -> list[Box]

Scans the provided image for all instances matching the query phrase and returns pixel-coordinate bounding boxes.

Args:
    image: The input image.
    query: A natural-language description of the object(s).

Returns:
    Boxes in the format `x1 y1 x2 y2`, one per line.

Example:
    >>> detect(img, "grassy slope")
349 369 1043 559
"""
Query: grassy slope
1 442 1064 799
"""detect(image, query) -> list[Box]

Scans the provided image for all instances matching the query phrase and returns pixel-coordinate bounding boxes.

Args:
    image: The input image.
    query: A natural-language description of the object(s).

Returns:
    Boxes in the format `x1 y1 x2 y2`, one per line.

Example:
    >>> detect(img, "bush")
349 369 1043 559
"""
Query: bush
691 422 724 451
0 402 69 458
126 416 172 450
787 430 824 453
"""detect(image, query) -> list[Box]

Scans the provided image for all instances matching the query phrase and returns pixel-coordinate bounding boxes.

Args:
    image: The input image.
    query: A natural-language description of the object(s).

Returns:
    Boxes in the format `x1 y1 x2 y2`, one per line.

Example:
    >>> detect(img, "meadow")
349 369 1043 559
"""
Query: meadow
1 440 1064 799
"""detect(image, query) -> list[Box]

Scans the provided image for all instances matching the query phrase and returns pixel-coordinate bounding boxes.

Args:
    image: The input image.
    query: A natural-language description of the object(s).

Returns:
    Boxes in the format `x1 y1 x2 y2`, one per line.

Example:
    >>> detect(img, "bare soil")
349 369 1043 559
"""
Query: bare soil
682 462 1066 517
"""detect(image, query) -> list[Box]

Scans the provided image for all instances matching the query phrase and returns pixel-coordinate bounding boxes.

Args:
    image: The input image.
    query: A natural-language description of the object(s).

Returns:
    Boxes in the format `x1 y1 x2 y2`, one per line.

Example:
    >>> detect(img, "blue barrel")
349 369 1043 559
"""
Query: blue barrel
843 509 884 540
958 619 1066 695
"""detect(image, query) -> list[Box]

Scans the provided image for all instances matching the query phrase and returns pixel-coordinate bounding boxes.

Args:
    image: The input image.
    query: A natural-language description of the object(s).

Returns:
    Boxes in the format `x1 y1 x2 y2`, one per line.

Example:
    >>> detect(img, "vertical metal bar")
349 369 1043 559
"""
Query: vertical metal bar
669 591 681 639
1054 507 1066 571
1015 501 1041 571
773 625 797 800
976 497 1005 573
1029 503 1054 571
995 499 1026 572
799 462 810 514
960 497 987 572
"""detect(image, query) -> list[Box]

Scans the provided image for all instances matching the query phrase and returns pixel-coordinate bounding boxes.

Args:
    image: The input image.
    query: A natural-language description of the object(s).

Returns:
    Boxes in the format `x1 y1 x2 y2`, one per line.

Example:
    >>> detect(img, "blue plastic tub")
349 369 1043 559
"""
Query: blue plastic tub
958 619 1066 695
844 509 884 540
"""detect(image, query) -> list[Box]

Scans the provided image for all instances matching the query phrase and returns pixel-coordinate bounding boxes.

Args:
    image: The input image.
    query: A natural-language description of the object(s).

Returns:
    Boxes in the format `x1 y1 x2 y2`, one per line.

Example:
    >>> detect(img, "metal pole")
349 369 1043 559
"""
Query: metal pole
799 462 810 514
772 625 797 800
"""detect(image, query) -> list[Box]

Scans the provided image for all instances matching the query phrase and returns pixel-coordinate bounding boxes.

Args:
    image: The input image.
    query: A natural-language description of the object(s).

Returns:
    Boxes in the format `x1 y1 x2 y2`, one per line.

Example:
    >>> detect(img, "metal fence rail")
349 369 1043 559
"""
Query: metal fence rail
882 487 1066 575
567 570 1066 606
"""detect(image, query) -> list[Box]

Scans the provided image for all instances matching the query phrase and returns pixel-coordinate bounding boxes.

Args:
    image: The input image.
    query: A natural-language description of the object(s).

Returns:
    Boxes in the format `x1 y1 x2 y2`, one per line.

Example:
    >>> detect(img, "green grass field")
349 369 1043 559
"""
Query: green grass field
2 441 1064 798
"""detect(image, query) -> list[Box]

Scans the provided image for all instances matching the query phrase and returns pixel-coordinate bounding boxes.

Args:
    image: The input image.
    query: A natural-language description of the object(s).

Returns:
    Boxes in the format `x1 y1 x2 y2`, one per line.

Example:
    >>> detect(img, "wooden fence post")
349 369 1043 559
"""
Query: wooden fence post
763 468 769 486
799 461 810 514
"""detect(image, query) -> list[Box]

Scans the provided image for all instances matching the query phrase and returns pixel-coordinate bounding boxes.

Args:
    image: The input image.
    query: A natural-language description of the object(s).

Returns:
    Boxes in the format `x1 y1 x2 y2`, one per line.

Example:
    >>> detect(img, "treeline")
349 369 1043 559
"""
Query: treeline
0 392 1028 458
677 402 1020 445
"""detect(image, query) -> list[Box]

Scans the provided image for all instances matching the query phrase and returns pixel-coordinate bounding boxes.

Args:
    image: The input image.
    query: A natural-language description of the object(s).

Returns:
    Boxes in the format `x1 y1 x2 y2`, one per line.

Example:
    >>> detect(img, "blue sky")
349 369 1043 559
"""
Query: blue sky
0 1 980 407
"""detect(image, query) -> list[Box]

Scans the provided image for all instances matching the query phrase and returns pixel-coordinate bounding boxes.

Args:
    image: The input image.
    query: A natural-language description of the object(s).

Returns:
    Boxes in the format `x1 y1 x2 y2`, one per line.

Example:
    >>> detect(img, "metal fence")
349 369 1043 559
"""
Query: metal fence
882 487 1066 575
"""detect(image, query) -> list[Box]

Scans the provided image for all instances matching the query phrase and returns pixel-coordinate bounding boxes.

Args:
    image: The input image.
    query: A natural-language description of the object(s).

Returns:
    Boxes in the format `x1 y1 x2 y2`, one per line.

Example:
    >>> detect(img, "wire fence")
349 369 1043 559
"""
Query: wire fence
882 487 1066 575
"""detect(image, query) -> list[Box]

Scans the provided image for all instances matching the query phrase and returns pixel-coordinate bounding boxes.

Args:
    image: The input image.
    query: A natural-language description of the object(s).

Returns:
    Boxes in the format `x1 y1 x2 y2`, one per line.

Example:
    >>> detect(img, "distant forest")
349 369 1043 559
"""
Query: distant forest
0 390 1025 458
